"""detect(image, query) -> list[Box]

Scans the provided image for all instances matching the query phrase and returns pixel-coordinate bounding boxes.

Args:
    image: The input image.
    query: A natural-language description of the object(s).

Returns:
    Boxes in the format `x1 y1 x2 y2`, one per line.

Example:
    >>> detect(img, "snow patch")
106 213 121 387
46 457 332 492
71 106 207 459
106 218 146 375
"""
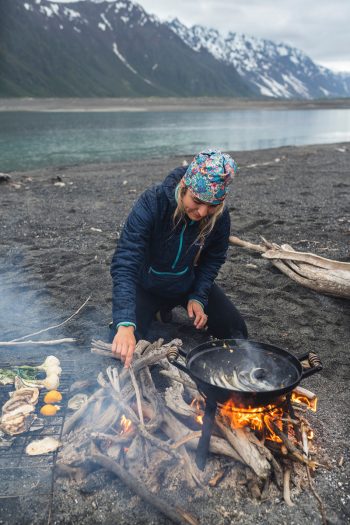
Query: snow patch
24 3 33 11
40 5 57 17
98 23 106 31
113 42 138 74
281 73 310 97
73 26 81 33
277 45 288 57
257 76 292 98
114 1 128 13
121 15 129 24
138 13 148 26
101 13 112 30
63 7 80 21
152 63 158 71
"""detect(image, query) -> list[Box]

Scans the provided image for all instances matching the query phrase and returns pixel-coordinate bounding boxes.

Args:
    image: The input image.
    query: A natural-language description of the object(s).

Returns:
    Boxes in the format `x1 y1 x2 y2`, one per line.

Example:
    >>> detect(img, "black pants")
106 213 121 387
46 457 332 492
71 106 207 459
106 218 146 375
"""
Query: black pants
134 283 248 341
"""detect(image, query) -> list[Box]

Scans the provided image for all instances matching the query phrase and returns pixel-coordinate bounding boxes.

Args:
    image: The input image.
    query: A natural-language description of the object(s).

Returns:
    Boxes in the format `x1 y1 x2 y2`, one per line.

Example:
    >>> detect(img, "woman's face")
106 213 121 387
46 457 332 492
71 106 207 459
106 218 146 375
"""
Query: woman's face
181 189 219 221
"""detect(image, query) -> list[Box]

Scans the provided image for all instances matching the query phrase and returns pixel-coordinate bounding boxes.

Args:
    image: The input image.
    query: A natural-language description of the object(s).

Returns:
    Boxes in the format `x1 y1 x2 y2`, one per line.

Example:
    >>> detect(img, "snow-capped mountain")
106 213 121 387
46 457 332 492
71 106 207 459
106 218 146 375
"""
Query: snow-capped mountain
0 0 349 98
168 19 350 99
0 0 251 97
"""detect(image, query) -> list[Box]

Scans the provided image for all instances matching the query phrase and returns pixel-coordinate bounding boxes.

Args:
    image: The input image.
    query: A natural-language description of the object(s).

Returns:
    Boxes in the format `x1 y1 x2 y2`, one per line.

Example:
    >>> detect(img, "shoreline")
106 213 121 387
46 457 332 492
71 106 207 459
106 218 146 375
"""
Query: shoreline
4 140 350 176
1 96 350 112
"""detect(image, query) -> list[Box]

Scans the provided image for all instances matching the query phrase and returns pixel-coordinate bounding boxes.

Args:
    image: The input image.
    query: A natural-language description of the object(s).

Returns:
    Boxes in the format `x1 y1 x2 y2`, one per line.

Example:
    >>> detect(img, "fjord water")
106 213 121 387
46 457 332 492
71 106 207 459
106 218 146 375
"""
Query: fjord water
1 108 350 172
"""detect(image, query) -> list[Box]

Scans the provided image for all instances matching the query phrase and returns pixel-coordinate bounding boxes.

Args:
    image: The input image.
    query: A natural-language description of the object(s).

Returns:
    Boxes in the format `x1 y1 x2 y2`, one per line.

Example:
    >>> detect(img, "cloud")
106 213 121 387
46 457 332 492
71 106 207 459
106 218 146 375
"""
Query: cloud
47 0 350 71
138 0 350 69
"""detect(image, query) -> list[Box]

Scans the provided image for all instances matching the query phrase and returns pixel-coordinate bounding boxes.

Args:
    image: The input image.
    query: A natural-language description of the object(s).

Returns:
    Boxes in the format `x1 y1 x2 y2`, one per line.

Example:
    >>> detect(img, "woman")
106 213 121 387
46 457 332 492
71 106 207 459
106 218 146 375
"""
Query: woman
111 149 248 367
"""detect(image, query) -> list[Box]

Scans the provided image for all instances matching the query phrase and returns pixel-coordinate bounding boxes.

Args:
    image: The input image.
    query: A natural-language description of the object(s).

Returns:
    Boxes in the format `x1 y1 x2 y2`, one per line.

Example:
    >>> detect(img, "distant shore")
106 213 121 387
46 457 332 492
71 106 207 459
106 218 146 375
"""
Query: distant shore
1 96 350 112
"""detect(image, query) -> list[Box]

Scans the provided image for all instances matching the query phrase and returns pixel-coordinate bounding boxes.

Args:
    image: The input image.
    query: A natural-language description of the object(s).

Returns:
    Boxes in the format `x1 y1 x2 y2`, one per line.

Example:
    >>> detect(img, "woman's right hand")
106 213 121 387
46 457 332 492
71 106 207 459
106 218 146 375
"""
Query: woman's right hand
112 326 136 368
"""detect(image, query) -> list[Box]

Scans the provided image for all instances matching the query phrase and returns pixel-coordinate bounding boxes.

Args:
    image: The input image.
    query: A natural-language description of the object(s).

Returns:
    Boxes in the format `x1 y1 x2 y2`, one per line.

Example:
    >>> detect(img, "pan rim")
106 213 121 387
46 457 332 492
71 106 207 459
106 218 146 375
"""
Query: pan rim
185 338 302 395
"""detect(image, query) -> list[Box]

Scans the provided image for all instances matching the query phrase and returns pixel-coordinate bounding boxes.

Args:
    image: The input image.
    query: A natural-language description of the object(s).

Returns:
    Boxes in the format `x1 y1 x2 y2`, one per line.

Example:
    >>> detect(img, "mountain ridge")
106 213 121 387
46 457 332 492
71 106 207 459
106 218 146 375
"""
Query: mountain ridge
0 0 349 98
167 18 350 99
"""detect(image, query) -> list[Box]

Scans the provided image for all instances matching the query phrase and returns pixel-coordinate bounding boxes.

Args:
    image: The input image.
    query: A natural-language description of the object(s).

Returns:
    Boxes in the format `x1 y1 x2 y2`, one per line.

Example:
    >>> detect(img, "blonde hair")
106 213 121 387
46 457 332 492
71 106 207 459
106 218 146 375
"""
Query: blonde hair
173 187 225 247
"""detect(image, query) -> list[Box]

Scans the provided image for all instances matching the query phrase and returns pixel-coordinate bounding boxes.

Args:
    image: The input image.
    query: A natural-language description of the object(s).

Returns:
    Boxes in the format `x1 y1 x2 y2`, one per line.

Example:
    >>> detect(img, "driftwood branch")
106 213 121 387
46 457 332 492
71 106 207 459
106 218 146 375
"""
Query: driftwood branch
216 419 271 479
0 338 76 346
283 466 294 507
9 296 91 342
229 235 350 299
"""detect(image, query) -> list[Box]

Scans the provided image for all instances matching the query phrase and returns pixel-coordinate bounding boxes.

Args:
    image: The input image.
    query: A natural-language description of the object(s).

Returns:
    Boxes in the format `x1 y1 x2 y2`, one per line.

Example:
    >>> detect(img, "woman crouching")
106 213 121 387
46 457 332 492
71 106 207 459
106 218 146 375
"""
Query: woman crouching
110 149 248 367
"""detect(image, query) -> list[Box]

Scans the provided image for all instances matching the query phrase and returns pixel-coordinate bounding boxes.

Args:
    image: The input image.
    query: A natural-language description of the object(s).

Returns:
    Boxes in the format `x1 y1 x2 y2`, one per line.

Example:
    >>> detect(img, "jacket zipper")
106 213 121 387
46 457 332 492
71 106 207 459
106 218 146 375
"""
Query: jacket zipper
171 223 186 270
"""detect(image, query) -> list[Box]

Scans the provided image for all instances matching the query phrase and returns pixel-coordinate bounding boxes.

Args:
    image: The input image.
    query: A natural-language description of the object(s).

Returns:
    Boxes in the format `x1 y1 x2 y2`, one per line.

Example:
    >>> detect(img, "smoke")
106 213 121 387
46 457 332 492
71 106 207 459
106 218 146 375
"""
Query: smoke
0 268 56 343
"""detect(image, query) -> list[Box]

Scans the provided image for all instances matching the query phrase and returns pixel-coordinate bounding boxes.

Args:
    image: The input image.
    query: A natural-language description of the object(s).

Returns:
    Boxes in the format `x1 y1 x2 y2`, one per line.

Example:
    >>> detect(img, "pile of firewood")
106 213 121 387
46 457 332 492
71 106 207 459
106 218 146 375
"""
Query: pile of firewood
57 338 328 525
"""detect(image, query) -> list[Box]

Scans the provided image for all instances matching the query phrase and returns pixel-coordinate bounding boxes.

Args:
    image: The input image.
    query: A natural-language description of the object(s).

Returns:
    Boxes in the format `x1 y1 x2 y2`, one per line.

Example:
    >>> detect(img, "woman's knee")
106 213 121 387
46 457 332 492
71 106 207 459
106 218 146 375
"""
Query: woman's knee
207 284 248 339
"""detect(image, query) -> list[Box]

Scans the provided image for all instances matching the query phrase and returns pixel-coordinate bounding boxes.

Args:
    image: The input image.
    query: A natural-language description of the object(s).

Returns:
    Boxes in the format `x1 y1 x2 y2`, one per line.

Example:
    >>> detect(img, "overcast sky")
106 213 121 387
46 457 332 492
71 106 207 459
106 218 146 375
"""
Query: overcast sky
139 0 350 72
52 0 350 72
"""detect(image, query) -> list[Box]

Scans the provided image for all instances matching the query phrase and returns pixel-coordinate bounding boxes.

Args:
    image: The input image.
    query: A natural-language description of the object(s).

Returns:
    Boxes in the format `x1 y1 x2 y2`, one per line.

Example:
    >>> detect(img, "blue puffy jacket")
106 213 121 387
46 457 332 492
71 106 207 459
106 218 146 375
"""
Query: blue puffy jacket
110 167 231 329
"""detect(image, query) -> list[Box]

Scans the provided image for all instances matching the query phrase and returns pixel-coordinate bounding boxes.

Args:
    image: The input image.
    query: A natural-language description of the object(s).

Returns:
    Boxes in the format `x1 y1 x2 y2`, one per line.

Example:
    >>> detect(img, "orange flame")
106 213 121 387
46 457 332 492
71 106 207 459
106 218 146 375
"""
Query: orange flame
291 391 317 412
219 399 284 442
190 390 317 443
120 414 132 434
190 398 204 424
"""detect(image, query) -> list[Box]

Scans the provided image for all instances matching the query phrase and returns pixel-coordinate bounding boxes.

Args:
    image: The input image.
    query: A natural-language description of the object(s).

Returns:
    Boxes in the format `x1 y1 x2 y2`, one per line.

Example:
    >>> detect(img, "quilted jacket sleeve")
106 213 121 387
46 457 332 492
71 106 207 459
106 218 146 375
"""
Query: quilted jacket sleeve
188 209 230 309
110 188 157 328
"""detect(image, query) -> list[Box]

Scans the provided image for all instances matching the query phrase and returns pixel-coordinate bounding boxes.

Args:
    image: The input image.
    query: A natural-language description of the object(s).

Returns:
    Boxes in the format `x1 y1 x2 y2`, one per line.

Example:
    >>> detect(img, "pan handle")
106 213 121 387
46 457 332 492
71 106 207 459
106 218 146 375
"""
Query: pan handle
178 347 189 358
167 346 189 359
167 349 194 379
297 352 323 379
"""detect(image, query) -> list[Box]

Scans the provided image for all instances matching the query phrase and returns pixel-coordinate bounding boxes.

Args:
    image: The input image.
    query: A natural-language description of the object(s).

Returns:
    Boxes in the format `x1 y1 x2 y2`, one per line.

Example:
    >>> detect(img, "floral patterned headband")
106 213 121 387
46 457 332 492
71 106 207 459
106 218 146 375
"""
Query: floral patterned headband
183 149 238 205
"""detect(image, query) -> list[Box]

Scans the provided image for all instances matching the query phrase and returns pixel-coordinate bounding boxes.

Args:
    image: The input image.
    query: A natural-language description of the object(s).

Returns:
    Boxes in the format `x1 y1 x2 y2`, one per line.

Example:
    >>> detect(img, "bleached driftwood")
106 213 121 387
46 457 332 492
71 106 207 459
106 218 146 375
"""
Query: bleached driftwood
0 338 76 346
1 297 90 347
9 296 90 342
229 236 350 299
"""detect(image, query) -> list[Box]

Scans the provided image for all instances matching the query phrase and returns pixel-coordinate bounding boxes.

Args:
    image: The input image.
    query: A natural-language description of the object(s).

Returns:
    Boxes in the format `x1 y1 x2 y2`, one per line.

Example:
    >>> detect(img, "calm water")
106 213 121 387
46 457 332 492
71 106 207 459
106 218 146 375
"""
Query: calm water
1 108 350 172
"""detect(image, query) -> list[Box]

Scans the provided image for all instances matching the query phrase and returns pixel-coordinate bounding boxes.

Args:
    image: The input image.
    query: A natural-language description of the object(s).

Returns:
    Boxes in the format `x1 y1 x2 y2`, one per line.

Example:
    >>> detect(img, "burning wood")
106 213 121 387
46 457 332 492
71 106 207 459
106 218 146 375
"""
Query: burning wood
56 338 328 524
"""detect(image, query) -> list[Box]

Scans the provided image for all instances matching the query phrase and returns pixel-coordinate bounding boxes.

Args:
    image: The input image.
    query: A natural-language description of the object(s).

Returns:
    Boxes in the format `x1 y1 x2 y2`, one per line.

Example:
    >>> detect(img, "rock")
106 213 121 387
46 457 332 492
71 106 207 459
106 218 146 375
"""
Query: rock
0 173 11 183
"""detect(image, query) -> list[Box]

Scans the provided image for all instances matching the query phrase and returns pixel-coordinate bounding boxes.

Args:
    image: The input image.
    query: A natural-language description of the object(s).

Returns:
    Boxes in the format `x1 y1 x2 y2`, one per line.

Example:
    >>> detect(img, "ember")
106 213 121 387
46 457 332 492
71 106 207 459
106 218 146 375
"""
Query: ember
120 414 132 434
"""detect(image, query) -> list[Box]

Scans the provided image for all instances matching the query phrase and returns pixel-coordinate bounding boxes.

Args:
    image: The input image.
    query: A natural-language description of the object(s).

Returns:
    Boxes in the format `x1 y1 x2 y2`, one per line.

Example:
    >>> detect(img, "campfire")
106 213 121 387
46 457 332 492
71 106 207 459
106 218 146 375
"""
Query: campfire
57 338 328 525
195 388 317 443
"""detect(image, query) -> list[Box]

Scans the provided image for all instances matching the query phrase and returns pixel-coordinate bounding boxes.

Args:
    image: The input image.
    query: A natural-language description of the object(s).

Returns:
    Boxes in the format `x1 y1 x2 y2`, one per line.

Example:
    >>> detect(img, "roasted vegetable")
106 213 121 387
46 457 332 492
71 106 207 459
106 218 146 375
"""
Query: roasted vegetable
0 368 37 384
40 404 60 416
0 412 34 435
68 393 88 411
0 356 61 387
26 437 61 455
44 390 62 404
19 373 60 391
36 356 60 371
2 399 35 416
10 387 39 405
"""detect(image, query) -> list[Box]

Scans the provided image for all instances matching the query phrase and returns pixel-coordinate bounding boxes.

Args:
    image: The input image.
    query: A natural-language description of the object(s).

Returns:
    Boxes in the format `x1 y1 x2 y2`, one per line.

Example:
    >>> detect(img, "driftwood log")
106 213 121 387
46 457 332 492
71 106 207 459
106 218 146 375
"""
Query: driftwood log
229 235 350 299
56 338 327 524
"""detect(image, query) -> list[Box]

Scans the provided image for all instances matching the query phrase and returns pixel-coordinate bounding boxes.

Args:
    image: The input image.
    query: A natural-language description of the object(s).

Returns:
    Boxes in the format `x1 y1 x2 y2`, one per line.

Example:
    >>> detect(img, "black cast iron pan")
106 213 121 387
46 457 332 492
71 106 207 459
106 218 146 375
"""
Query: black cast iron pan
169 339 323 408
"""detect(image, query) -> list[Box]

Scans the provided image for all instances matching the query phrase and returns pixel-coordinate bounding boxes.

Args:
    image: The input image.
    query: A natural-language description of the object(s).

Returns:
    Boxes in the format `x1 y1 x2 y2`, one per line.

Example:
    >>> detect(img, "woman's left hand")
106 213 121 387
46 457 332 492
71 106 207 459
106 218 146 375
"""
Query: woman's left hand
187 300 208 329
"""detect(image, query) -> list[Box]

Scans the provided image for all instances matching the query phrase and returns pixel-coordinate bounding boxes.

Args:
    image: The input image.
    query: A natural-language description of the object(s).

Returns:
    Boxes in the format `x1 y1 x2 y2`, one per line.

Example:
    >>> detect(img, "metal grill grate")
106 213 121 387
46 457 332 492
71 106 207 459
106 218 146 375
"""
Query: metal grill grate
0 360 73 507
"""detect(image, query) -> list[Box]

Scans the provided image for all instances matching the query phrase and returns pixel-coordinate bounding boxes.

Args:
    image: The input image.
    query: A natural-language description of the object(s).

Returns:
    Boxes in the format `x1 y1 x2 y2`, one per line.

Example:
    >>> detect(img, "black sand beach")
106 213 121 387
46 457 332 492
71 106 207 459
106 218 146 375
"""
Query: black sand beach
0 142 349 524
